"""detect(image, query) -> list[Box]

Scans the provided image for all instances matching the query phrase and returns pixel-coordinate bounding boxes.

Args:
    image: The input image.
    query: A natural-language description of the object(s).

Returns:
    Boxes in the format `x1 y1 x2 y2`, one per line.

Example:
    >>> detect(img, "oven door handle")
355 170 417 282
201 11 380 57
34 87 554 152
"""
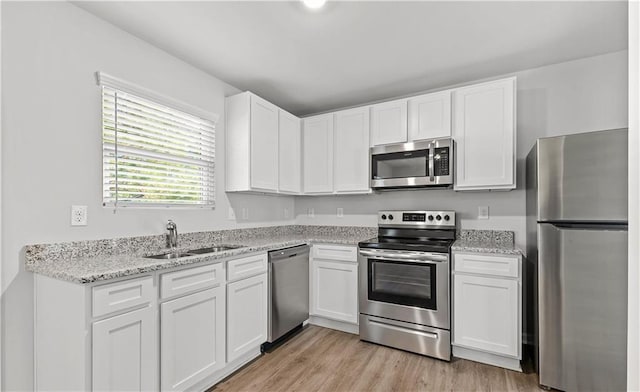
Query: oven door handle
359 249 448 264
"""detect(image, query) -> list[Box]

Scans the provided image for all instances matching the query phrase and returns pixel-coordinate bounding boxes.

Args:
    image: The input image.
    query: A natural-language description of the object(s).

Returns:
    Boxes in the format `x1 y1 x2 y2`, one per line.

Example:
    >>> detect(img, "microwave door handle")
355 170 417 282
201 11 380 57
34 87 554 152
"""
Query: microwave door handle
428 143 435 182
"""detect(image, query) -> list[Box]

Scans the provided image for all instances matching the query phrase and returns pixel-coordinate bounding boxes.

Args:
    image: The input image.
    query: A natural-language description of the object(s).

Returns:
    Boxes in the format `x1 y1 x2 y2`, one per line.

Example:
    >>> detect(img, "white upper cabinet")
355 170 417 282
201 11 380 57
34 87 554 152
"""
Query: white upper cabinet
370 98 408 146
278 109 302 194
408 90 452 141
250 95 279 191
303 114 334 194
452 77 516 191
226 92 291 194
334 107 370 193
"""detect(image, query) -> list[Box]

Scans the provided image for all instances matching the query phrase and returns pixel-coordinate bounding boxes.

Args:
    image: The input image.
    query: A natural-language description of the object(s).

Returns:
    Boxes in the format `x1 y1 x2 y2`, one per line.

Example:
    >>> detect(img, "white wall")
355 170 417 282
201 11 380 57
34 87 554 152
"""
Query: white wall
627 1 639 389
1 3 294 390
295 50 629 252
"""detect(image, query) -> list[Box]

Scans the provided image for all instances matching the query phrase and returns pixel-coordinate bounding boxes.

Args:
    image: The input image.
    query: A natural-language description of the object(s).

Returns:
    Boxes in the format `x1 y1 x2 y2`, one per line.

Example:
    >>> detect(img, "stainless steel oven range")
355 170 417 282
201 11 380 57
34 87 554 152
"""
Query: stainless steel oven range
358 210 456 361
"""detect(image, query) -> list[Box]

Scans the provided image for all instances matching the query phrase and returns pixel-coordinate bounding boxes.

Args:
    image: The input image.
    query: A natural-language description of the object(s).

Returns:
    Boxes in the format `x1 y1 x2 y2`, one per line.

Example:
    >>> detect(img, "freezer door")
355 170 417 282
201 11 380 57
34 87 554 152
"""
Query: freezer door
537 128 627 222
538 223 627 391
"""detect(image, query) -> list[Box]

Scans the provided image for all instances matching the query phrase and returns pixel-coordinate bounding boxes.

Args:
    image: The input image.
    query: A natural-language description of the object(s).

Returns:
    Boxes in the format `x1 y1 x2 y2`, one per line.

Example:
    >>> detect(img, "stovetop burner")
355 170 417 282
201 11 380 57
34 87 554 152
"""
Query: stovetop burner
358 210 457 254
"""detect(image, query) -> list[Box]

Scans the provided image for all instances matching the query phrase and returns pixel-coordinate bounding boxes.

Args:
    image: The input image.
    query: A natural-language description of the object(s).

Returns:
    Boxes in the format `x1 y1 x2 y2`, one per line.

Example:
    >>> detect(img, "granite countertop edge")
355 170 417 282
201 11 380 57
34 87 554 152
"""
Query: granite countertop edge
451 239 522 256
26 235 371 285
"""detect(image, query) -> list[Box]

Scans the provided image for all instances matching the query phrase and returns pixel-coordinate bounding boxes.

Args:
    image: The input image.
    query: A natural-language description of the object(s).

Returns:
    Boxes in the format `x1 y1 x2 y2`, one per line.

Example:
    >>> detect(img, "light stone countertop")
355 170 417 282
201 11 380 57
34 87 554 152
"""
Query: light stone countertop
451 229 522 256
25 226 376 284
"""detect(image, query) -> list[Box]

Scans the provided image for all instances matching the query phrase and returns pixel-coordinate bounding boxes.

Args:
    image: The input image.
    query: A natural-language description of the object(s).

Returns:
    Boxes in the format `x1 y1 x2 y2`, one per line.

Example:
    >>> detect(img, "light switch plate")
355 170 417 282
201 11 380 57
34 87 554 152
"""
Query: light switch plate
71 205 87 226
478 206 489 220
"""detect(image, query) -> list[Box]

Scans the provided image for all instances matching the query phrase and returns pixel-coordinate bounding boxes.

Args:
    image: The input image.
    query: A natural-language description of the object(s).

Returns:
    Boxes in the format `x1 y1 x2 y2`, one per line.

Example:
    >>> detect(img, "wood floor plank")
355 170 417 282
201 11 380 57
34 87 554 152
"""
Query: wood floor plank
212 325 540 392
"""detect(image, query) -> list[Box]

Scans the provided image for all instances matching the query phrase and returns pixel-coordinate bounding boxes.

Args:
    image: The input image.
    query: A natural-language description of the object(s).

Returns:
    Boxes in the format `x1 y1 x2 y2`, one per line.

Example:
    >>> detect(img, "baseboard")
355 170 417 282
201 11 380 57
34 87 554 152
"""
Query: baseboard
192 346 262 391
453 345 522 372
308 315 359 335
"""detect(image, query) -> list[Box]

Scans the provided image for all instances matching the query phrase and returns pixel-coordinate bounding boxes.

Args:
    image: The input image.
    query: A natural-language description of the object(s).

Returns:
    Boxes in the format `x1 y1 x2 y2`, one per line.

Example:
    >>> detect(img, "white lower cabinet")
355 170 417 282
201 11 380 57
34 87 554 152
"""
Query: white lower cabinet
309 244 358 332
92 306 158 391
227 273 268 362
160 286 226 392
34 252 272 392
452 251 522 371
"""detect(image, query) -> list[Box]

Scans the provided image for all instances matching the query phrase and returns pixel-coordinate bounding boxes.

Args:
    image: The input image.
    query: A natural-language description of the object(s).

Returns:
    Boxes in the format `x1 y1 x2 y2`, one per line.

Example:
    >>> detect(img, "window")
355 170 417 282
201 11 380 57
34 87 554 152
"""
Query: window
98 73 217 208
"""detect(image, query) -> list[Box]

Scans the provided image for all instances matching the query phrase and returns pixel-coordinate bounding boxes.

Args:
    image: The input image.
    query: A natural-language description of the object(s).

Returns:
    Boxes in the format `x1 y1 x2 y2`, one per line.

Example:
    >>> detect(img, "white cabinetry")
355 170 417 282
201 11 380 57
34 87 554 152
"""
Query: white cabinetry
279 109 302 194
303 114 334 193
34 252 271 392
334 107 370 193
452 77 516 191
226 92 297 194
452 251 522 371
370 98 408 146
160 286 226 392
227 270 268 362
408 90 452 140
309 244 358 333
92 306 157 391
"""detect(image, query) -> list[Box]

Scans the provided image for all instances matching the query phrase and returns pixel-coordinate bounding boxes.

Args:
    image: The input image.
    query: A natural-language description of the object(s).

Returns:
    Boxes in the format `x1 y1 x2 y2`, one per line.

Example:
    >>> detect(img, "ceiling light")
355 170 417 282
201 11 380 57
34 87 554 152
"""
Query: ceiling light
302 0 326 10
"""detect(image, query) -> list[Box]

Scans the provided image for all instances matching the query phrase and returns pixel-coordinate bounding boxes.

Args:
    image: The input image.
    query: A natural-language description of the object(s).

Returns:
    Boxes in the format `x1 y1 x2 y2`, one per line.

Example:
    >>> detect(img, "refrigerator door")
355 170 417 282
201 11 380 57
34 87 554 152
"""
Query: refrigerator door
538 223 627 391
537 128 627 222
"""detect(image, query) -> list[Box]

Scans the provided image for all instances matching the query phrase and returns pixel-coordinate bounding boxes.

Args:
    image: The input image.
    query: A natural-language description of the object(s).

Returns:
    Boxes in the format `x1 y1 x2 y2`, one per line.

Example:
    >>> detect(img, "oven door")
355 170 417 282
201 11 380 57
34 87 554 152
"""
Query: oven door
358 248 450 330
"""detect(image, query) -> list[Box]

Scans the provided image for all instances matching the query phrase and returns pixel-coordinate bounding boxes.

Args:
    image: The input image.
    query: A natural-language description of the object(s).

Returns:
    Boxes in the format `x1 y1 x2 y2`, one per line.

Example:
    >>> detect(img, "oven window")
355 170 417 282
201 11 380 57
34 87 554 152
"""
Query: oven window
368 259 437 309
372 150 428 179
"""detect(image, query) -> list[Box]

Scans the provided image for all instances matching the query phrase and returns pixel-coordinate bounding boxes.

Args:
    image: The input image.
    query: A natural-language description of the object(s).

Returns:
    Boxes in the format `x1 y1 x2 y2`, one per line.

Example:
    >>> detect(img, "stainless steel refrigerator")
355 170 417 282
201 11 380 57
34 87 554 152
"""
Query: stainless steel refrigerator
526 128 628 391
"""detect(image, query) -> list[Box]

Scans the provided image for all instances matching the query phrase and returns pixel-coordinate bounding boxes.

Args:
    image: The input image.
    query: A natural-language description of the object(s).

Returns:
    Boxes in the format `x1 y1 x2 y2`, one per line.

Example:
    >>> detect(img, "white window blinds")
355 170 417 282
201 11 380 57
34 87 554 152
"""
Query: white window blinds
100 76 216 208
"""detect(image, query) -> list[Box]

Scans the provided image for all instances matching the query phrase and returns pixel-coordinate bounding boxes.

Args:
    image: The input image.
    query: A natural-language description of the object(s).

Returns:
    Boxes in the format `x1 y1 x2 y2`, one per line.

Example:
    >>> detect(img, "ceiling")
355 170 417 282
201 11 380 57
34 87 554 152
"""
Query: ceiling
74 1 628 116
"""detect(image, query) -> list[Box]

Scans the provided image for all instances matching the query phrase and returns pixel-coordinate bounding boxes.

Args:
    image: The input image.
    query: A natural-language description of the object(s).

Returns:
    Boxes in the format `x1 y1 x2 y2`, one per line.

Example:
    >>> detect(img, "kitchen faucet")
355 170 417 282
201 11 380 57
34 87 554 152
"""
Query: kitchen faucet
166 220 178 249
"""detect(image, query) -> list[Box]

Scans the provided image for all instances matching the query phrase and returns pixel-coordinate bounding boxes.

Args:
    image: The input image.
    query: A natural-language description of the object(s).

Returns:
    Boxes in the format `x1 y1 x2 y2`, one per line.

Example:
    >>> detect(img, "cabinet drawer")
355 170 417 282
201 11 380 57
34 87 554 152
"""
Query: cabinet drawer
227 253 267 282
454 253 519 278
312 244 357 262
161 263 223 299
92 276 154 318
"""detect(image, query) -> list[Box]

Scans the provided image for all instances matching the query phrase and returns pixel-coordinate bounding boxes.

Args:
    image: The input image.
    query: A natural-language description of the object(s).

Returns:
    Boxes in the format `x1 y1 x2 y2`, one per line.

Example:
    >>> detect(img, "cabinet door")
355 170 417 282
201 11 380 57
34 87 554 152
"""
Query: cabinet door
92 306 157 392
334 107 370 193
453 78 515 190
227 274 268 362
161 287 225 392
250 94 279 191
278 109 301 194
311 259 358 324
303 114 334 193
370 99 408 146
453 274 519 357
408 90 451 141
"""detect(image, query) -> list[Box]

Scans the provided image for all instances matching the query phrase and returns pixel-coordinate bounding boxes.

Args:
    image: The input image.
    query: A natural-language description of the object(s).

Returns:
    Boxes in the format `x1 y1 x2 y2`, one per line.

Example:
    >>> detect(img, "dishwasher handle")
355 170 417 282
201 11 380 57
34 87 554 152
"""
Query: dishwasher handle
269 245 310 262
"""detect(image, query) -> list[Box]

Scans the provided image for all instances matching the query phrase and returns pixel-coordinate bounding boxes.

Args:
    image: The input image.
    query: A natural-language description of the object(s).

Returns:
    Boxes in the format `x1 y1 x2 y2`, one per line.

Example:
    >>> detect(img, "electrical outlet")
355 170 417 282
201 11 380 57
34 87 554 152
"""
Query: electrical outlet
337 208 344 218
307 208 315 218
71 205 87 226
478 206 489 220
228 207 236 220
242 208 249 220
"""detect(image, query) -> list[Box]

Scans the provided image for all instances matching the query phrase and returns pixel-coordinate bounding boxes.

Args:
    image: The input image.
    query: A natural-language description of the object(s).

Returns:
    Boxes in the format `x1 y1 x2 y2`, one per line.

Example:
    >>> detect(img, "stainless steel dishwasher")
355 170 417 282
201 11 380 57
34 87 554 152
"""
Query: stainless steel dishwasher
262 244 310 351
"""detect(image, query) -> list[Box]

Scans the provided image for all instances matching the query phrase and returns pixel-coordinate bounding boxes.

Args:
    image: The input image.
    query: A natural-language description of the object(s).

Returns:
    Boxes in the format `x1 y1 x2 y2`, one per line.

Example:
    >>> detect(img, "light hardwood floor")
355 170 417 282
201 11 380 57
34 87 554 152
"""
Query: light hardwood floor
212 325 540 392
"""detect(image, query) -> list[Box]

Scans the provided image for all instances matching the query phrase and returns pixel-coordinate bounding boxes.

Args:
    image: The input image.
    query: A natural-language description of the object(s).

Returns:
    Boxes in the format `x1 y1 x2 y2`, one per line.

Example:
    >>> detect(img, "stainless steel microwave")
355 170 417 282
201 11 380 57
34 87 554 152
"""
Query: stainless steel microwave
370 138 454 190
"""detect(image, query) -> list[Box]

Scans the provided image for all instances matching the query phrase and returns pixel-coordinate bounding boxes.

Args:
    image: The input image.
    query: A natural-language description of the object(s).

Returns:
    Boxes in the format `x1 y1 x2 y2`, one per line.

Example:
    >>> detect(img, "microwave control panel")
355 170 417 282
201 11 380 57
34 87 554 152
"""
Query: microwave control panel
433 147 450 176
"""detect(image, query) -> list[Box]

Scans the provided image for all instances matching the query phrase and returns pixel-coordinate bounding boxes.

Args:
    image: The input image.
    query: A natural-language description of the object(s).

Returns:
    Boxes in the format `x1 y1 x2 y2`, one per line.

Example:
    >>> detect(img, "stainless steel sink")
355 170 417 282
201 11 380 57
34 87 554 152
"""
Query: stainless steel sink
144 252 194 260
144 245 243 259
187 245 243 254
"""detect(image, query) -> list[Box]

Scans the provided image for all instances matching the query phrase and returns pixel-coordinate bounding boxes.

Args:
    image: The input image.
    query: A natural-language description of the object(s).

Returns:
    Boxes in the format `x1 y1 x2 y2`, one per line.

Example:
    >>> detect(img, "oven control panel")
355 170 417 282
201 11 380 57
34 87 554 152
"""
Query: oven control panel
378 210 456 227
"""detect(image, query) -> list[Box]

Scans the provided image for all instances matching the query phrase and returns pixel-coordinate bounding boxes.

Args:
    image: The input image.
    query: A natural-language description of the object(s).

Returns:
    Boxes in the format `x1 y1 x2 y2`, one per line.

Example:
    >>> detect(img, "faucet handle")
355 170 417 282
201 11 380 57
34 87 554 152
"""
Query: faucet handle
167 219 176 230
